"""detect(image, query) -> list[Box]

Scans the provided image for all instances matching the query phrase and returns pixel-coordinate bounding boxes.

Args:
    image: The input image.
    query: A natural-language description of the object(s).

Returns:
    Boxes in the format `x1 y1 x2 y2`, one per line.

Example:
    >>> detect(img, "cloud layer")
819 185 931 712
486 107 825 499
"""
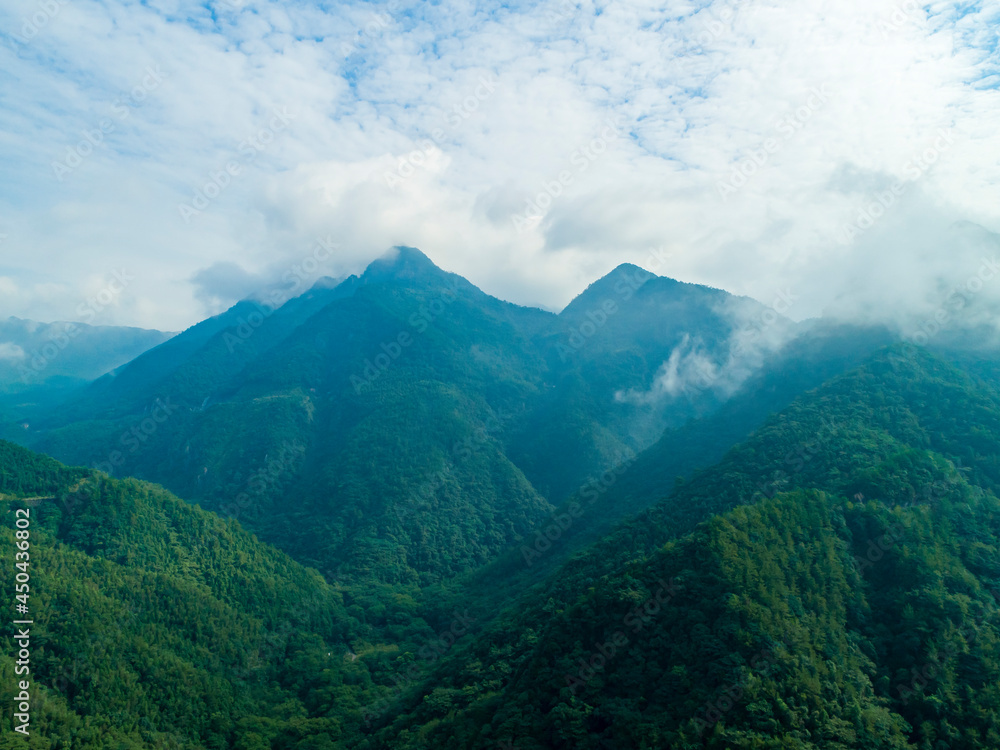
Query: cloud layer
1 0 998 330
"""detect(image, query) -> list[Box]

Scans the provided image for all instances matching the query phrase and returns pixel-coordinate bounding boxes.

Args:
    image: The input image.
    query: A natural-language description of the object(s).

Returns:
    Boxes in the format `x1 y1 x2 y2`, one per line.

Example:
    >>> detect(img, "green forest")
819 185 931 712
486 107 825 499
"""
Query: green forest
3 252 1000 748
4 345 1000 748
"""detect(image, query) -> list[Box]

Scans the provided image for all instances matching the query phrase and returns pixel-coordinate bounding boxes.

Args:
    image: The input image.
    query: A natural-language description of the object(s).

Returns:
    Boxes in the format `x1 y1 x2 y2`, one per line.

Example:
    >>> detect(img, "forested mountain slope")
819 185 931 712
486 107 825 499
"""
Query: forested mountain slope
0 440 367 748
462 320 897 601
17 249 787 587
7 347 1000 749
0 318 173 395
0 441 478 749
360 346 1000 749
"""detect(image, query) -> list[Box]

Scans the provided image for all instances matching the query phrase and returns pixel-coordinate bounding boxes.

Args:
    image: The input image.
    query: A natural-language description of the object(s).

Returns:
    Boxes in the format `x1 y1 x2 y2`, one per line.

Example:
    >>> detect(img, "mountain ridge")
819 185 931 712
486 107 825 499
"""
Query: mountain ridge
3 250 909 592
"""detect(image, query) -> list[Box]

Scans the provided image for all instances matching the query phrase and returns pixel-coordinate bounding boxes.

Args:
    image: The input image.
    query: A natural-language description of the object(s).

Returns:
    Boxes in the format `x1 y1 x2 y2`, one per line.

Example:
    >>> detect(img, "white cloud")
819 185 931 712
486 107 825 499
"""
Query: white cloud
616 333 721 403
0 0 998 330
0 343 26 361
615 290 799 404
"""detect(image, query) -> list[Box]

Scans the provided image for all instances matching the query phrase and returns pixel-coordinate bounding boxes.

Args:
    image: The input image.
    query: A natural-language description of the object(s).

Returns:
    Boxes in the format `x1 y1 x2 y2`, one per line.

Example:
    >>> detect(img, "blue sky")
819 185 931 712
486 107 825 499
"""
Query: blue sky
1 0 999 332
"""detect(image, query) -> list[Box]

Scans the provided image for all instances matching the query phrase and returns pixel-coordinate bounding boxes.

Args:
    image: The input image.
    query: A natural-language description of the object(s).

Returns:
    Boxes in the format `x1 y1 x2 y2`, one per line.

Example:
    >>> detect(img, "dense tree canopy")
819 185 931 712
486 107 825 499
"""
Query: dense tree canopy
5 341 1000 748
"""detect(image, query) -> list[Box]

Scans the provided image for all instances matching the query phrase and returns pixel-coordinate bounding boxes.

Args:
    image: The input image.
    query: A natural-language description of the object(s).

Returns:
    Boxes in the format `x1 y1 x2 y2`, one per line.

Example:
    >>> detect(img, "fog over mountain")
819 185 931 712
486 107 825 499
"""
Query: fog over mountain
5 1 1000 748
0 317 174 392
3 1 999 331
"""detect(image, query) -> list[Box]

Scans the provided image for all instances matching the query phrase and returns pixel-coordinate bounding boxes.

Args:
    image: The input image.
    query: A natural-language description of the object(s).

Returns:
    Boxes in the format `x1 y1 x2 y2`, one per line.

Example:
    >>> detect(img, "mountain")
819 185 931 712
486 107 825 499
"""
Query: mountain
0 318 174 391
0 318 174 430
10 344 1000 748
461 319 898 601
359 346 1000 749
0 439 493 749
16 248 792 588
506 262 797 502
6 248 1000 749
0 440 355 748
36 274 352 422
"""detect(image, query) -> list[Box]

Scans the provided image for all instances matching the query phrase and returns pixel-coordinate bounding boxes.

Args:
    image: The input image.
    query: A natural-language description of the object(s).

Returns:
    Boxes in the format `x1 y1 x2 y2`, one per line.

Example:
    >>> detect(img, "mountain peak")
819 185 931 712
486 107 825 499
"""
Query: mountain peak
362 246 443 283
560 263 662 317
310 275 345 291
609 262 649 276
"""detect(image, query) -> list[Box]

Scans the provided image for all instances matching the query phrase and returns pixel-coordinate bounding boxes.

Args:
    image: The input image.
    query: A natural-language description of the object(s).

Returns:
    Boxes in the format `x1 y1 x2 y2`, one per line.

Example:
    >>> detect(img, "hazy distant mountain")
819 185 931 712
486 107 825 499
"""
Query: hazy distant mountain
0 317 174 393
